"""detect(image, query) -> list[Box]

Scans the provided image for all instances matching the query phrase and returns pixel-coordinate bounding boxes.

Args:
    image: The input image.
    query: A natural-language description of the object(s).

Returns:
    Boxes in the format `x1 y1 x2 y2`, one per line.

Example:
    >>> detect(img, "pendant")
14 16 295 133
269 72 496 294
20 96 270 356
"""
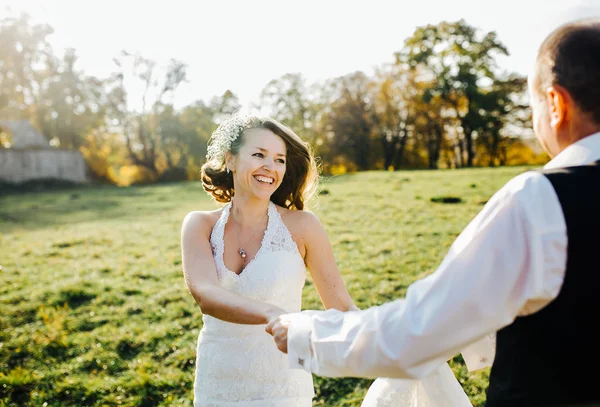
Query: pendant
238 248 247 259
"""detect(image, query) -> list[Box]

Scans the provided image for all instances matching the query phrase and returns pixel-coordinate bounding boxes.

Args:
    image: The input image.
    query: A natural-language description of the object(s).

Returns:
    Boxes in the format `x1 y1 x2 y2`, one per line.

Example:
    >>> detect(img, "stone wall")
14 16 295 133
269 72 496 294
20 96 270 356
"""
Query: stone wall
0 149 88 184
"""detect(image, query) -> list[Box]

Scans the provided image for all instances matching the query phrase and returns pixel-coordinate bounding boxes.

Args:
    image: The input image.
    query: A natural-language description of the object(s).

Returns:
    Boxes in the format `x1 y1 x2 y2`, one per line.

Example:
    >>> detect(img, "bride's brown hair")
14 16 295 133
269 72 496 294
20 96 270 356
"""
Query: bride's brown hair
201 117 319 210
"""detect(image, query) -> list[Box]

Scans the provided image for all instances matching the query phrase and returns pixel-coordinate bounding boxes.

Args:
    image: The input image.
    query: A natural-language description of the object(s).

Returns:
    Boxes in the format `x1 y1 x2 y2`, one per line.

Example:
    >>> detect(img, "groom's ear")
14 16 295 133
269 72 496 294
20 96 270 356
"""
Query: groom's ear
546 84 570 130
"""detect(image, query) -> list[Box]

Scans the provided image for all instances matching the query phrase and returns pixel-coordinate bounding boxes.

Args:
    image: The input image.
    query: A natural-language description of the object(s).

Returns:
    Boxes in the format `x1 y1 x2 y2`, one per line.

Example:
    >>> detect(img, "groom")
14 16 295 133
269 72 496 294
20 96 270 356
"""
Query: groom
267 18 600 407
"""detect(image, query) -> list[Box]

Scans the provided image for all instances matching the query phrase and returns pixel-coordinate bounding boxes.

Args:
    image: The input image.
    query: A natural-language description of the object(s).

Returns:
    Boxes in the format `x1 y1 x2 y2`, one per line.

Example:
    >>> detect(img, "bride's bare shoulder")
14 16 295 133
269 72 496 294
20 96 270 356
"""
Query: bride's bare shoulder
275 205 322 237
182 208 223 237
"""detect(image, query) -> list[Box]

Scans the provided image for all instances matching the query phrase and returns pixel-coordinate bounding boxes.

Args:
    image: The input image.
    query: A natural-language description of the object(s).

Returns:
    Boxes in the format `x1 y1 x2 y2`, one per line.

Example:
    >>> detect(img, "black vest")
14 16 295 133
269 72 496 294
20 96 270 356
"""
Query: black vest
486 160 600 407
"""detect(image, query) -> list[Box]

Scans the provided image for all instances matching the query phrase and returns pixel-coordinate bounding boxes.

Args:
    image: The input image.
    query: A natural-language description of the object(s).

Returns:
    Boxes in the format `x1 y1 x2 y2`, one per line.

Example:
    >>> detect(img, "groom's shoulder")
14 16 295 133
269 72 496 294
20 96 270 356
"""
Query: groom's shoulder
494 169 553 204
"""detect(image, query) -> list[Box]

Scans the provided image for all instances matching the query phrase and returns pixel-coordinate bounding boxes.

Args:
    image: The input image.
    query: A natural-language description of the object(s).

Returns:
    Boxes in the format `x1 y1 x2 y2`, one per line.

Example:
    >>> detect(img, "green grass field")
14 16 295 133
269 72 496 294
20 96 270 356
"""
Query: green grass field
0 166 533 406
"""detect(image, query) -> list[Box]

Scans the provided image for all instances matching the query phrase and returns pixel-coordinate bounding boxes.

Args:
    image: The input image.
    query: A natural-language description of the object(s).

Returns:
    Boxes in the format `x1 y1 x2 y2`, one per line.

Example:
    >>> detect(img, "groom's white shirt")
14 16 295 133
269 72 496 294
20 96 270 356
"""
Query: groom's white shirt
286 132 600 379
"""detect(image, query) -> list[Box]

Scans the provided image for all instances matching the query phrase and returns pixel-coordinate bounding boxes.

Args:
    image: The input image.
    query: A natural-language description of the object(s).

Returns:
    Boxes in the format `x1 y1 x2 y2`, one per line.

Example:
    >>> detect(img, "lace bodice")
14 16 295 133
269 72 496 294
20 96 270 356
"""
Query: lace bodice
203 201 306 333
194 201 313 405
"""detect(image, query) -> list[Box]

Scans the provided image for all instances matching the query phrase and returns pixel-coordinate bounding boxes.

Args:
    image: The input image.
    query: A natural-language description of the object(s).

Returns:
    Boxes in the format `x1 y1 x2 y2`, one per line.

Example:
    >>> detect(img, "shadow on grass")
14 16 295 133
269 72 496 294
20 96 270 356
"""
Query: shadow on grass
0 181 207 233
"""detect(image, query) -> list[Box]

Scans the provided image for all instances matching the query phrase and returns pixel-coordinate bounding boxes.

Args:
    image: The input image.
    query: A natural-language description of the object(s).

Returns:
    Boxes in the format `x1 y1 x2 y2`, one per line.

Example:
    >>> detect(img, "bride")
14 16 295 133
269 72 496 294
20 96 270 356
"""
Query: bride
181 113 358 406
182 113 487 406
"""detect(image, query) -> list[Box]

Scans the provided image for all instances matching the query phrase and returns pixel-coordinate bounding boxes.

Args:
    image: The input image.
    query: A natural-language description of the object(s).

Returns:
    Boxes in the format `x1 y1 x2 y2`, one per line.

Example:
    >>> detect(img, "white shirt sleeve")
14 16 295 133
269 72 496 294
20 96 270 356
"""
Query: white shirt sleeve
287 171 568 379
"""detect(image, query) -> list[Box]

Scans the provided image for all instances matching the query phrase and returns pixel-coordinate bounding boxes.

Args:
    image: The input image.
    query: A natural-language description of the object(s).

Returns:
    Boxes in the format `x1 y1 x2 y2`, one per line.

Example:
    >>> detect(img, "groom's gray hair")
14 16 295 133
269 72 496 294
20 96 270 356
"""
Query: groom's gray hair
534 18 600 124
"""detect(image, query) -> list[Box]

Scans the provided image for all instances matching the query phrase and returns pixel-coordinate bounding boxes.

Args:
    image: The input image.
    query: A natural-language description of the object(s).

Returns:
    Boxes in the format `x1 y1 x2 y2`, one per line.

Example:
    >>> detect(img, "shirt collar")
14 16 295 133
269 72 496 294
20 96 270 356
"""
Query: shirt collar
544 132 600 170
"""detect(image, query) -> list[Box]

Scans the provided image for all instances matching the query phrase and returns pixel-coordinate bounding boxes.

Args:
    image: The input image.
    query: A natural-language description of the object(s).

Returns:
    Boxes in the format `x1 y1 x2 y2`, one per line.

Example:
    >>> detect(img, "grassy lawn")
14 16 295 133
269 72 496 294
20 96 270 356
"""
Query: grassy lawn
0 166 533 406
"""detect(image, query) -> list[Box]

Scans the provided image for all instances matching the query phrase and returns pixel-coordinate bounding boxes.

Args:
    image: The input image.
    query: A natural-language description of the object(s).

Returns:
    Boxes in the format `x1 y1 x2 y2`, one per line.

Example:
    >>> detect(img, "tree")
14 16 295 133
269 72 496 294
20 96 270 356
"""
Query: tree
475 74 531 166
370 65 418 169
179 100 218 162
0 13 54 120
259 73 320 142
396 20 524 167
36 48 107 149
0 14 108 164
210 89 241 124
107 52 188 178
320 72 375 171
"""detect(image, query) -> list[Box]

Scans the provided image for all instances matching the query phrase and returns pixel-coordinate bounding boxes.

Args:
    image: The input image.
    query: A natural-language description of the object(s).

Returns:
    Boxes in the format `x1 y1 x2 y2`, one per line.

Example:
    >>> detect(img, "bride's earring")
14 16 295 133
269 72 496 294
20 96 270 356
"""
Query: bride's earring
226 167 230 174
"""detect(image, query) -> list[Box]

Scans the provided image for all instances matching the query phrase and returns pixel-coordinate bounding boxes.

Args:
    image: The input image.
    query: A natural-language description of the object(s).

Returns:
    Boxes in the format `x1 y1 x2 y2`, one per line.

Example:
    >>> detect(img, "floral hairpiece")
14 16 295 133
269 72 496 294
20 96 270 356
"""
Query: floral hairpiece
206 113 263 165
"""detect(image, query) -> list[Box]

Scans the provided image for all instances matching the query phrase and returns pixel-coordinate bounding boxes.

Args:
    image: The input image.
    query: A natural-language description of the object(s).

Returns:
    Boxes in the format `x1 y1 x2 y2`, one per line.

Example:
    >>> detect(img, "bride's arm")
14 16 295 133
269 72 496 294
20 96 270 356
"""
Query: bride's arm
299 211 359 312
181 211 285 325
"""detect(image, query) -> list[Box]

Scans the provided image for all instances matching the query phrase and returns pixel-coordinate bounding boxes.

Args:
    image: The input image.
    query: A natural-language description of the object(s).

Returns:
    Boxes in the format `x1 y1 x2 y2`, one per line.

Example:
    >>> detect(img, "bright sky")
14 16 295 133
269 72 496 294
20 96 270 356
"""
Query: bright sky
1 0 599 111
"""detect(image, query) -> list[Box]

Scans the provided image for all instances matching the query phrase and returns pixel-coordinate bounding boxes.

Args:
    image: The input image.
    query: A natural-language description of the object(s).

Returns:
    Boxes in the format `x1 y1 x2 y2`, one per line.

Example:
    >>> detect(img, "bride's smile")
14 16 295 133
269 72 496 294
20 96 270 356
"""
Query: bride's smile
227 127 287 200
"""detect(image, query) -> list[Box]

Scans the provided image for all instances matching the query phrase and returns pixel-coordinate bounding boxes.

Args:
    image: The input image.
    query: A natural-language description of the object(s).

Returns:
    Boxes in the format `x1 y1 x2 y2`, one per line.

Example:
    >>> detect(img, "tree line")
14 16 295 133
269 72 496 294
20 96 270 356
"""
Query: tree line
0 14 547 185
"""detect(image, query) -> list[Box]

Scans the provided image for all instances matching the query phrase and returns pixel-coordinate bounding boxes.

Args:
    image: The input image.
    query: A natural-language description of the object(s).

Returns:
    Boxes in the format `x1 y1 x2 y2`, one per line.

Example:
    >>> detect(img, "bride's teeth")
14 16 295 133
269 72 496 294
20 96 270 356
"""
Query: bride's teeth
256 176 273 184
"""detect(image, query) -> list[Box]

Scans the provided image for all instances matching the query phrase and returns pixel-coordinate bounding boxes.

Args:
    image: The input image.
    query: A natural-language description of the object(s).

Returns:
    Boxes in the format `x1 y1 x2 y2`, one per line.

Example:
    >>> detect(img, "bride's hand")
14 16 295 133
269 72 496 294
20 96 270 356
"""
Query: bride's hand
265 314 291 354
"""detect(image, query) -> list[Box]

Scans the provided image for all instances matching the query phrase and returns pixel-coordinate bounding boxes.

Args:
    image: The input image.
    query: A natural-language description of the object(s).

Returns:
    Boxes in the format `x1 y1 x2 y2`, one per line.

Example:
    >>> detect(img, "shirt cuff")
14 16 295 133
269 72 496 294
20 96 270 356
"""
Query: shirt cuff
287 312 313 372
460 333 496 372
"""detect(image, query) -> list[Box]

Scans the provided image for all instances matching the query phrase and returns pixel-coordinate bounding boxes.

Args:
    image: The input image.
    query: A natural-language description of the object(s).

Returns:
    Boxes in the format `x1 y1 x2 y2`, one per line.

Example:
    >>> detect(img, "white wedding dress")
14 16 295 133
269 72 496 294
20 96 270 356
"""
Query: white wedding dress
361 333 496 407
193 202 314 406
360 363 472 407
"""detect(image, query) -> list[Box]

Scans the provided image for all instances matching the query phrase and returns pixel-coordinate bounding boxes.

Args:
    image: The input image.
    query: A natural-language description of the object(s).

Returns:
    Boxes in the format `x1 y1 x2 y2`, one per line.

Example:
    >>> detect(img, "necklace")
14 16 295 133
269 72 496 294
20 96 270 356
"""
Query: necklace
235 210 268 262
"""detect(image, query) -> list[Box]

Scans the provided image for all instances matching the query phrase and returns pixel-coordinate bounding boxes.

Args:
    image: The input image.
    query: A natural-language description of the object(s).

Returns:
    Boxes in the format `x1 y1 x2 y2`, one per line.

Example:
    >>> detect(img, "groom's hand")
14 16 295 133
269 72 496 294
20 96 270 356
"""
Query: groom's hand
265 315 291 354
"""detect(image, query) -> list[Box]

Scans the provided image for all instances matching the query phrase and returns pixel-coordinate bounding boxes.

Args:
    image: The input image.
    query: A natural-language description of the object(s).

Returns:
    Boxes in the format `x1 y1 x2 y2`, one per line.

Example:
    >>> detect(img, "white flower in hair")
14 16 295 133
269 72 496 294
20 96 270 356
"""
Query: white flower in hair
206 113 263 164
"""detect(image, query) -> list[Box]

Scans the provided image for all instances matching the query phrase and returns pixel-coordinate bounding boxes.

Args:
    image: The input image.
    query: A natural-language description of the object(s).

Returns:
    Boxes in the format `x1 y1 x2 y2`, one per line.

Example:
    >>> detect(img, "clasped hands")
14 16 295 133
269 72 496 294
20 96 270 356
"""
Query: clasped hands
265 314 292 354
